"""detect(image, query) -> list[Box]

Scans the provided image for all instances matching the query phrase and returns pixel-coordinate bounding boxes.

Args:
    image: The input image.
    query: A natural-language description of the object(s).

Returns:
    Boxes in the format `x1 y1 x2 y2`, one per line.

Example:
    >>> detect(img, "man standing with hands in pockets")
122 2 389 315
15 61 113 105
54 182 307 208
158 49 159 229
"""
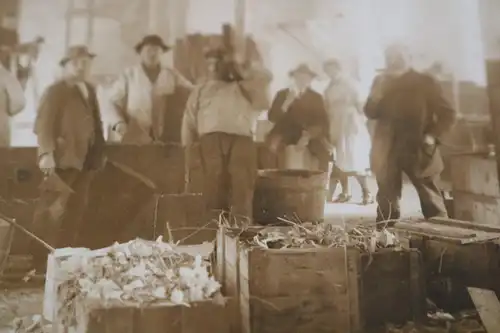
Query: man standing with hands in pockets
364 43 456 228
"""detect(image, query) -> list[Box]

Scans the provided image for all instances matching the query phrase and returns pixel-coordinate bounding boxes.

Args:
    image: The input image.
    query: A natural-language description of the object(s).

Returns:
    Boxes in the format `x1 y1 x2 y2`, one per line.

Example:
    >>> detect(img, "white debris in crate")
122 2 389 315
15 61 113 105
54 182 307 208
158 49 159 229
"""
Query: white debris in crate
55 237 220 327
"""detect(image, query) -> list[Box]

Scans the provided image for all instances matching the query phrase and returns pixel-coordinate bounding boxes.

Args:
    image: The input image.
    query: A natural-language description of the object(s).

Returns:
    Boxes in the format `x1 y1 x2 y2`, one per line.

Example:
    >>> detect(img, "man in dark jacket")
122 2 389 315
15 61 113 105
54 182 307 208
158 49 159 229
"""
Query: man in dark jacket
31 45 105 271
364 44 456 226
267 64 331 172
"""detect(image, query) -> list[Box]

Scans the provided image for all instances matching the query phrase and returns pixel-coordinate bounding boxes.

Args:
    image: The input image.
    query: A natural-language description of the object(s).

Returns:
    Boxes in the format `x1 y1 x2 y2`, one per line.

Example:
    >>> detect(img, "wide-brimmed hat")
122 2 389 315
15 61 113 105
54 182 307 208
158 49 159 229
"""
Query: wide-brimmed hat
203 47 228 60
135 34 170 53
59 45 95 66
289 63 317 78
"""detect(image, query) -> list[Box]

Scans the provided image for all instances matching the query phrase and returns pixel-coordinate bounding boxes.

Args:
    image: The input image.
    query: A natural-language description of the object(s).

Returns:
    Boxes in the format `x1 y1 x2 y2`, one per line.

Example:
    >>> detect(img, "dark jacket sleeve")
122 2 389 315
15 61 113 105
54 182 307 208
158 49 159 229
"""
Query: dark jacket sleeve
364 74 386 119
34 83 61 158
307 92 330 141
424 75 457 139
267 89 286 123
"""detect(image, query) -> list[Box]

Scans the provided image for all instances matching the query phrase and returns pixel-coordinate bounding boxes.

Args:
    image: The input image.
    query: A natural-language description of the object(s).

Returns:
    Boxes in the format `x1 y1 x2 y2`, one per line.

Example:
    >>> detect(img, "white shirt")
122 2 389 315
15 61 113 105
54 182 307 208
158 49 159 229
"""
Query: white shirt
76 81 89 100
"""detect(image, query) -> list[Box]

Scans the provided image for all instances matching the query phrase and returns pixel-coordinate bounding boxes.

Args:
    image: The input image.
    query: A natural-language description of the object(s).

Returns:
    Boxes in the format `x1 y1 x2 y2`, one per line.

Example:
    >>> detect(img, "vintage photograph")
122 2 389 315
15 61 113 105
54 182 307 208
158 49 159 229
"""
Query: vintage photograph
0 0 499 332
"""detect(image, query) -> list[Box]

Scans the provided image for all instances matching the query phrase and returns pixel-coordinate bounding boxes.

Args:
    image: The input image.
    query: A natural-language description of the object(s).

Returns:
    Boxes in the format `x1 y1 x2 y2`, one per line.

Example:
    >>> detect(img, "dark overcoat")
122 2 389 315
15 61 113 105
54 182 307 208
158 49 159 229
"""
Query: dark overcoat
267 88 331 165
34 79 105 171
364 70 456 178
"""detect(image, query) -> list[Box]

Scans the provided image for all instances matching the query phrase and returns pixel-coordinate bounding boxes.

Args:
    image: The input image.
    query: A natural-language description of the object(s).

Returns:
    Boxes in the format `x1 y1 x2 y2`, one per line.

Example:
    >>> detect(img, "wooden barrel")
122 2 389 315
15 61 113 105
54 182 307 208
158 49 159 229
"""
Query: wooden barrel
253 169 327 224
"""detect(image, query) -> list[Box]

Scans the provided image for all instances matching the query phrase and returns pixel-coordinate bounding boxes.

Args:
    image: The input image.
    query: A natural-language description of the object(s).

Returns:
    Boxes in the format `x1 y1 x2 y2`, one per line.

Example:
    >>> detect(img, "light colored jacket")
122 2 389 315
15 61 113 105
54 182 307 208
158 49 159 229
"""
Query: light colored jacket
324 75 371 173
0 66 25 146
108 64 193 144
181 80 261 146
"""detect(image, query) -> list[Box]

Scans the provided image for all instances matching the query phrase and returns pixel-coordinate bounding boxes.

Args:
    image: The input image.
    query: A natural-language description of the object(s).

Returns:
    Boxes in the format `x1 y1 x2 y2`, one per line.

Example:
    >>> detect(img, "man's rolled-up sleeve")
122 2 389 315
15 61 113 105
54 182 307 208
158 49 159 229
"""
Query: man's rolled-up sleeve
3 72 25 116
181 86 201 147
34 85 60 158
239 65 273 111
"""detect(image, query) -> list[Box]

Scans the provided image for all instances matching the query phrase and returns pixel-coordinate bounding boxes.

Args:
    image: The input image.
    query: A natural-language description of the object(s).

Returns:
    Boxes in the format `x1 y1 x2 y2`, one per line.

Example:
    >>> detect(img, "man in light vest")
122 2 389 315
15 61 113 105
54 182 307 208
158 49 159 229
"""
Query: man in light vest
108 34 193 144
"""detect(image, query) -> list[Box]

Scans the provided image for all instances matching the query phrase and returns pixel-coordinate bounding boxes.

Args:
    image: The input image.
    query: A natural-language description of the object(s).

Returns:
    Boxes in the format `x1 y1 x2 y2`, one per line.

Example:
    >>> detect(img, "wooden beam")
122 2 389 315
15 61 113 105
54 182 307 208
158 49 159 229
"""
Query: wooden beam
85 0 95 47
233 0 246 59
468 287 500 332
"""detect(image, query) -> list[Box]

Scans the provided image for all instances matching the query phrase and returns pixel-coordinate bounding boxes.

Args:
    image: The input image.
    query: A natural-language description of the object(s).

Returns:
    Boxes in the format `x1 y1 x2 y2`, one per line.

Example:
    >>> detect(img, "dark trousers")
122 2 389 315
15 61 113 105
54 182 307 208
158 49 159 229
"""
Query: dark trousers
328 164 369 198
375 158 447 227
30 168 93 266
198 132 257 224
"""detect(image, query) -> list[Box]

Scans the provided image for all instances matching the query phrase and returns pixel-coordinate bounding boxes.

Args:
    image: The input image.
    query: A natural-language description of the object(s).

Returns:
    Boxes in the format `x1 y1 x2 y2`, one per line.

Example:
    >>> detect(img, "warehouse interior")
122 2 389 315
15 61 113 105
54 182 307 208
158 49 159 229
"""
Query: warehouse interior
1 0 500 332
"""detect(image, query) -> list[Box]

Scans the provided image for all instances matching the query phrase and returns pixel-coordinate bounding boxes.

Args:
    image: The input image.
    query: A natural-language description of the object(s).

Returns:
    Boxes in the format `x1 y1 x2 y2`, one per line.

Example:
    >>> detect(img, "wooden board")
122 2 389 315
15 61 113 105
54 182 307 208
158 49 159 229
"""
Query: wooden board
450 154 500 198
55 298 230 333
217 227 426 333
468 287 500 333
453 191 500 226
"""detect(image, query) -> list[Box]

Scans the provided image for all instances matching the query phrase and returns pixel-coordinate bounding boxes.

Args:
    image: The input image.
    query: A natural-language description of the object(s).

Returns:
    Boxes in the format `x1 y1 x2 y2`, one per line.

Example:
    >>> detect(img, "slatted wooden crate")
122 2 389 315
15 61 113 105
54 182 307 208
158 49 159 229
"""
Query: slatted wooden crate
216 227 425 333
450 153 500 226
53 298 230 333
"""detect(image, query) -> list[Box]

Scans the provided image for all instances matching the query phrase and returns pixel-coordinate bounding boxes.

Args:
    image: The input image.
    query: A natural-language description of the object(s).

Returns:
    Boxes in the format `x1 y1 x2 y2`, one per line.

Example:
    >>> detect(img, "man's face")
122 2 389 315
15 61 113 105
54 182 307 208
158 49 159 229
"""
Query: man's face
292 73 312 90
140 44 162 66
385 48 410 72
65 56 92 80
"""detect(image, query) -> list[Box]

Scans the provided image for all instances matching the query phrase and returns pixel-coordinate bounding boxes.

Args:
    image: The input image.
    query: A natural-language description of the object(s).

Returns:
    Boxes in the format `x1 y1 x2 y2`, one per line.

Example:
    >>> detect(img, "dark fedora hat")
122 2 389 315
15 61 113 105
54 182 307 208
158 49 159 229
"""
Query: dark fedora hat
135 34 170 53
59 45 95 66
289 63 317 78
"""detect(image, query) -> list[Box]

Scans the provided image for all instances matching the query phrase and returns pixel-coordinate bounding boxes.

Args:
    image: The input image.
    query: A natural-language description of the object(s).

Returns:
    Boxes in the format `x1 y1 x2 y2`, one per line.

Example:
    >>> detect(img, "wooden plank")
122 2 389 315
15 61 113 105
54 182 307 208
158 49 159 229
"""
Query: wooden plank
392 221 477 238
468 287 500 333
430 217 500 233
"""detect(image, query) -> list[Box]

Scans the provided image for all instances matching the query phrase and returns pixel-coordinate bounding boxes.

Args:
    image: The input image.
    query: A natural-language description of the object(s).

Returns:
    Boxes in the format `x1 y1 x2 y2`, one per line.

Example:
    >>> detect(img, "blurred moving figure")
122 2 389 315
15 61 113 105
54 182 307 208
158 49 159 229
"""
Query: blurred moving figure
0 61 25 146
108 34 193 144
267 64 331 172
181 48 272 224
31 46 105 271
364 44 456 226
323 58 373 205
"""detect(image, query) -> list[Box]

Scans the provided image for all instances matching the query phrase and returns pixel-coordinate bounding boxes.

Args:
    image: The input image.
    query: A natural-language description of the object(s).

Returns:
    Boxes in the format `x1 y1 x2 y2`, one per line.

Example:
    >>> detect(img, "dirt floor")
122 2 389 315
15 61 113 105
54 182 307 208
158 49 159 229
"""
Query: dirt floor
324 176 422 224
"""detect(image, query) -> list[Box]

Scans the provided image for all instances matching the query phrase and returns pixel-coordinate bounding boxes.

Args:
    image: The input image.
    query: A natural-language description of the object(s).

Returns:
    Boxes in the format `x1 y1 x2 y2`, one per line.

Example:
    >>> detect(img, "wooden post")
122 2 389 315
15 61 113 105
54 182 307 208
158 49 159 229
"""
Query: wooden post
479 0 500 189
233 0 246 59
64 0 75 50
85 0 95 47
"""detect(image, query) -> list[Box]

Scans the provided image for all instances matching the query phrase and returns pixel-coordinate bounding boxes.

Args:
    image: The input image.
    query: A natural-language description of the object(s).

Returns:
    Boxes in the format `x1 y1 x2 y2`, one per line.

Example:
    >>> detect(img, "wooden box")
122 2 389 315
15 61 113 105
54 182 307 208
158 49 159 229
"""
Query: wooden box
54 298 230 333
217 227 425 333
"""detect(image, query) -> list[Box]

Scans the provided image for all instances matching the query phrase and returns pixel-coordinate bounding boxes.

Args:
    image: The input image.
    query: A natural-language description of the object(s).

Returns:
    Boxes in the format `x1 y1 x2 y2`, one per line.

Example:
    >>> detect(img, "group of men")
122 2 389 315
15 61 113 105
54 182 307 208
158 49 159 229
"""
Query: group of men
26 34 456 270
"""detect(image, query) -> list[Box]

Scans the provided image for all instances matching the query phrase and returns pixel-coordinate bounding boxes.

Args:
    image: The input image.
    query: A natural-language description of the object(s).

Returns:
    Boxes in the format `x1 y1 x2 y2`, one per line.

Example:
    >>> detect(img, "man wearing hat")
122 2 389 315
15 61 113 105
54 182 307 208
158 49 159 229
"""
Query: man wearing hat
30 45 105 272
364 43 456 229
267 63 331 171
181 47 272 224
108 34 193 144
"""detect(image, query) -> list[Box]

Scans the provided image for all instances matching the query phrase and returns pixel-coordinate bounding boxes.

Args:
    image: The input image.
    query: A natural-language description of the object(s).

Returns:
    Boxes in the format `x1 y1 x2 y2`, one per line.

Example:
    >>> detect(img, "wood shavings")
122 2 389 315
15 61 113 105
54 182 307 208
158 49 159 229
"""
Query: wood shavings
241 223 401 252
56 238 221 328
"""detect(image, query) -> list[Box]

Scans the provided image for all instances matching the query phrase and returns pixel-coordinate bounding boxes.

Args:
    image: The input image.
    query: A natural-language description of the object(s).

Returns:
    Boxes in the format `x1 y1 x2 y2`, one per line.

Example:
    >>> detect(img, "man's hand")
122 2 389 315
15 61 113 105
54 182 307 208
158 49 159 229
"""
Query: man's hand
297 131 311 148
39 153 56 175
113 122 127 140
423 134 436 146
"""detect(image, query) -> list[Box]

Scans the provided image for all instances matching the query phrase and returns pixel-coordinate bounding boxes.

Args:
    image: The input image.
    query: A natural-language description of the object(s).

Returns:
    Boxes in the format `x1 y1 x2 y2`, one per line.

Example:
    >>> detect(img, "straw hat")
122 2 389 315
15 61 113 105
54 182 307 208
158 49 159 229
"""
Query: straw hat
59 45 95 66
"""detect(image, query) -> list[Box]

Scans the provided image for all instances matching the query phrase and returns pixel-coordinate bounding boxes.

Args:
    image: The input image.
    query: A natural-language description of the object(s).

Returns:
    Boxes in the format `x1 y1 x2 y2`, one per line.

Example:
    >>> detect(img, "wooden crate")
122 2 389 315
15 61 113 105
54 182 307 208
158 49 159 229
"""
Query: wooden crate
450 154 499 198
217 227 425 333
217 227 361 333
54 298 230 333
453 191 500 226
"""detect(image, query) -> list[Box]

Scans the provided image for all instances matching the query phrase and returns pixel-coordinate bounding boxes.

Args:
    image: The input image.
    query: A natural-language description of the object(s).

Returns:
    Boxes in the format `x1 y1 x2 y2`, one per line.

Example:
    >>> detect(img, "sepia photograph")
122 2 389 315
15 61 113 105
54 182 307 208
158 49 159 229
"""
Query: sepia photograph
0 0 499 332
